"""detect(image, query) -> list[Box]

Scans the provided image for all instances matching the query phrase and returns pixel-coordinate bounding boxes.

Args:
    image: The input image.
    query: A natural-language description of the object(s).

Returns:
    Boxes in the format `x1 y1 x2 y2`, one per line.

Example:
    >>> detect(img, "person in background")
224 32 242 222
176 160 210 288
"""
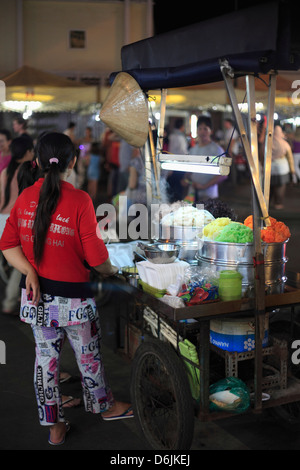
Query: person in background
222 118 240 186
0 136 34 236
257 115 267 166
77 126 93 189
0 136 34 307
12 117 34 149
12 117 30 138
0 132 133 446
0 129 12 174
292 126 300 183
102 130 120 200
166 118 188 202
87 141 102 203
270 125 296 210
63 121 77 145
183 115 227 203
117 139 134 194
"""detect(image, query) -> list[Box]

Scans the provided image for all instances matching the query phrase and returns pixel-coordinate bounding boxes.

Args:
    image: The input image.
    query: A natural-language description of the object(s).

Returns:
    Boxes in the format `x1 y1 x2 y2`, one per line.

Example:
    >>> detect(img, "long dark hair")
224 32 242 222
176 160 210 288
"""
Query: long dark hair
17 158 41 195
33 132 75 265
1 136 33 211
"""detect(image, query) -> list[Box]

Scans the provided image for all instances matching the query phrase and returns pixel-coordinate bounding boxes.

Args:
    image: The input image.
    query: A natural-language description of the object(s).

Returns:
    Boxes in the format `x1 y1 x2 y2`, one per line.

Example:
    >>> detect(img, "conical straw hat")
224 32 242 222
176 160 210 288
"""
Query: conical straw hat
100 72 149 148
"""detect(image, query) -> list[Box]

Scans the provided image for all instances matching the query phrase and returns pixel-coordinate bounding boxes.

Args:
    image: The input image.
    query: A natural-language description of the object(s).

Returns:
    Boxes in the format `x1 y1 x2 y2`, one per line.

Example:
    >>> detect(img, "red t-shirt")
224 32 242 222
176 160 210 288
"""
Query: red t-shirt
0 178 108 285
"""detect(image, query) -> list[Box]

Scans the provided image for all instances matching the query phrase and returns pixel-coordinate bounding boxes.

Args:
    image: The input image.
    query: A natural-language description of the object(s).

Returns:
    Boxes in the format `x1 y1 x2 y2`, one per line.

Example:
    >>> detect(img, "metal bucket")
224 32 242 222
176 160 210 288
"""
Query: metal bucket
197 240 288 295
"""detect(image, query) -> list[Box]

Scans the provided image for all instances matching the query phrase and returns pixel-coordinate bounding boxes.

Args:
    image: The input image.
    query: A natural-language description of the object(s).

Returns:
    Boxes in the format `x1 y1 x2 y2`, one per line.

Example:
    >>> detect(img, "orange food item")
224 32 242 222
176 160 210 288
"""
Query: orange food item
243 216 290 243
244 215 277 229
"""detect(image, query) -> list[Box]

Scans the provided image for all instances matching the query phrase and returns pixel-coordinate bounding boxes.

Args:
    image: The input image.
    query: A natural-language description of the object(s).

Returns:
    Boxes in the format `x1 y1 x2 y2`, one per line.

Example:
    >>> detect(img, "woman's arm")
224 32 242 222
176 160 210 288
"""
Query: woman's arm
1 246 40 305
128 165 138 190
286 147 295 173
93 258 118 277
192 175 226 190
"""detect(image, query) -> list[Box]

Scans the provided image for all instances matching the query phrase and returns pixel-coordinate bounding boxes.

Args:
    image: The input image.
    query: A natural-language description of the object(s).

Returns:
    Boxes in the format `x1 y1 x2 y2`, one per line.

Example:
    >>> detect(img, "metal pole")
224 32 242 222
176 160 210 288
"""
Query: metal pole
263 74 277 209
221 65 271 227
156 89 168 182
144 141 153 209
246 74 265 412
148 123 160 198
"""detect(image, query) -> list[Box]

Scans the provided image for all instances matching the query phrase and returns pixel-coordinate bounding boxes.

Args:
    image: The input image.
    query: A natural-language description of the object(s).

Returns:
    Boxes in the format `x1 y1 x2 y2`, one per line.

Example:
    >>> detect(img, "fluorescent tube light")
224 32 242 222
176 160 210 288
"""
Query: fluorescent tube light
158 153 232 176
161 161 224 174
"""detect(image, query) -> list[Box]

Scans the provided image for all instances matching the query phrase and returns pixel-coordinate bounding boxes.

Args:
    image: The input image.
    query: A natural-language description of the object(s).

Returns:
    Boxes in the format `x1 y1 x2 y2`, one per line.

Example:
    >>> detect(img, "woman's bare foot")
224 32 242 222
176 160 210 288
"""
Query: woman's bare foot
102 401 133 421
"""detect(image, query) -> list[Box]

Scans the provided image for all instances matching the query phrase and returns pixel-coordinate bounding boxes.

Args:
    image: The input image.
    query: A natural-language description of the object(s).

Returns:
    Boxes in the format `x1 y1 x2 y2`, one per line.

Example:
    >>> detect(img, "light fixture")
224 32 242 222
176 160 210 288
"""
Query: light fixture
2 100 43 112
11 92 53 102
158 153 232 176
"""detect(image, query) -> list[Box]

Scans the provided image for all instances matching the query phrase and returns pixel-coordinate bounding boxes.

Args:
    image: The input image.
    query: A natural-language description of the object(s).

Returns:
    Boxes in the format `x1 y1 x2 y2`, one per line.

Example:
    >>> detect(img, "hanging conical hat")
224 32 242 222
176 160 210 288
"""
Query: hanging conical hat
100 72 148 147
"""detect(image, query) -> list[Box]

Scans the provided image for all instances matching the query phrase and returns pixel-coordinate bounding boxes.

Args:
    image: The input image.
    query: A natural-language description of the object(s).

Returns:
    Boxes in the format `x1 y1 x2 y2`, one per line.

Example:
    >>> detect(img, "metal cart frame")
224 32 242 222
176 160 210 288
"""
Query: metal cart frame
105 1 300 449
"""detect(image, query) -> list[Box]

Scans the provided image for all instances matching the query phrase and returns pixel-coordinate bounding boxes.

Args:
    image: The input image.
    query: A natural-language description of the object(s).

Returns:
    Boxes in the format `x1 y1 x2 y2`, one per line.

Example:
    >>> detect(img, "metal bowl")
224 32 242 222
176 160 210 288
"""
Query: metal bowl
144 243 180 264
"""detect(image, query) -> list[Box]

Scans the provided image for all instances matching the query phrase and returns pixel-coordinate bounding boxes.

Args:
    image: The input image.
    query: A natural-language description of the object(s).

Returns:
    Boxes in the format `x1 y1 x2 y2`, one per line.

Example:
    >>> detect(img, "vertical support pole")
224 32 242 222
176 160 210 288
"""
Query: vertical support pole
197 320 210 420
246 75 265 412
220 66 270 227
263 74 277 209
156 89 168 182
144 141 153 209
148 123 160 198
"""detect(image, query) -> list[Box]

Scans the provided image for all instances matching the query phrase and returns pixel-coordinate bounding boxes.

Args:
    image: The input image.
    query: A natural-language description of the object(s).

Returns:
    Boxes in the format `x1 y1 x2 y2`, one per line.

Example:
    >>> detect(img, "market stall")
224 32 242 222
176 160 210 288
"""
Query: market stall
99 1 300 450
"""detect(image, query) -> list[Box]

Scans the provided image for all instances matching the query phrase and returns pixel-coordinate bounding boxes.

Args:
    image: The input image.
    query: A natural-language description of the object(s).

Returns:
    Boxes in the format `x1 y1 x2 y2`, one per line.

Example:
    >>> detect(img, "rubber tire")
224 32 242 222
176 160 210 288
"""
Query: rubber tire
130 338 195 450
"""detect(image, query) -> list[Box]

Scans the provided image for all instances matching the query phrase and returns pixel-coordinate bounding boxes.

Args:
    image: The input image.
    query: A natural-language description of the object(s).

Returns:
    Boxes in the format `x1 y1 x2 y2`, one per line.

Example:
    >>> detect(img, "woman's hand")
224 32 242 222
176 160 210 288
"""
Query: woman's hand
2 246 41 305
94 258 119 277
25 267 40 306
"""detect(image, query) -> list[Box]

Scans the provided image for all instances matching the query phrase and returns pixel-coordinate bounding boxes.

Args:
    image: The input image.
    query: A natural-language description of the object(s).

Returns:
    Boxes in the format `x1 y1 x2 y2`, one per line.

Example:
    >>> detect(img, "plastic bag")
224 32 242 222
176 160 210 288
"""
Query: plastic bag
209 377 250 413
183 265 219 286
178 266 219 306
160 295 185 308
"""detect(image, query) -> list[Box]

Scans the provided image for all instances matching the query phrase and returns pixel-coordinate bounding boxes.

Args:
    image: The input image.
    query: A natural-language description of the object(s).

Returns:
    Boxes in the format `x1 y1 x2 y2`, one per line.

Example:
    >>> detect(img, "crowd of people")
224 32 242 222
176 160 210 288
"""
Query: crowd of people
1 114 299 230
0 112 299 446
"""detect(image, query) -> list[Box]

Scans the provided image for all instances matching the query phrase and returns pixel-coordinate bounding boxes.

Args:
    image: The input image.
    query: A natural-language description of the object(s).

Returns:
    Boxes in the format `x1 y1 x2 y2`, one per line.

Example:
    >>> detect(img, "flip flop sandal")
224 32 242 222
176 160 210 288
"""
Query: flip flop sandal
60 374 80 384
102 406 134 421
62 396 82 408
59 373 72 383
48 421 70 446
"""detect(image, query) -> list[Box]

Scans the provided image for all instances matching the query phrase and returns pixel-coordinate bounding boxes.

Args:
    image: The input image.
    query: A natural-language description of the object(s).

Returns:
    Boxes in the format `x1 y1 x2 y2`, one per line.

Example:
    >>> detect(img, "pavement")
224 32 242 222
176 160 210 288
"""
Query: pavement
0 177 300 452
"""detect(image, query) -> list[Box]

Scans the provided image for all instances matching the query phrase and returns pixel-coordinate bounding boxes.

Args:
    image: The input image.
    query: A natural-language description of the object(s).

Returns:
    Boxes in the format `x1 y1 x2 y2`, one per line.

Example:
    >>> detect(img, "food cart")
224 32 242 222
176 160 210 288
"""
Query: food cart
99 2 300 450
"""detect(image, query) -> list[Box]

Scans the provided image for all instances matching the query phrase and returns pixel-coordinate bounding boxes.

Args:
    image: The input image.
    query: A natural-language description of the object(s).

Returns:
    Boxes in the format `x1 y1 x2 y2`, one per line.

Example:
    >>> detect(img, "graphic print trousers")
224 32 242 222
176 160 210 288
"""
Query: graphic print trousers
31 316 114 426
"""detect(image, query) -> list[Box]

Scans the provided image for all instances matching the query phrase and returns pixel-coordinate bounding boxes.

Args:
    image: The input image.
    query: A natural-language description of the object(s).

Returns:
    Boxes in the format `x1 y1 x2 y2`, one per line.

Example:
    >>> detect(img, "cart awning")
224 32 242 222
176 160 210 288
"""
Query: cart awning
111 1 299 89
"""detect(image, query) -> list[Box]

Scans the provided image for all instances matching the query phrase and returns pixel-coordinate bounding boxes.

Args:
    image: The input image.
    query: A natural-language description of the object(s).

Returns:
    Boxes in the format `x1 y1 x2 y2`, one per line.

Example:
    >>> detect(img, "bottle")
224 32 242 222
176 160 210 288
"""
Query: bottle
219 270 242 301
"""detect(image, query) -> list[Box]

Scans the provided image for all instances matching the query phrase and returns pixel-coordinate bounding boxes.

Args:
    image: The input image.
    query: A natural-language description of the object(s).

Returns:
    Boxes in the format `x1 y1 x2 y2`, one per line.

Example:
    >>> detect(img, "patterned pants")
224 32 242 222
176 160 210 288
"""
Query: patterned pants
31 315 114 426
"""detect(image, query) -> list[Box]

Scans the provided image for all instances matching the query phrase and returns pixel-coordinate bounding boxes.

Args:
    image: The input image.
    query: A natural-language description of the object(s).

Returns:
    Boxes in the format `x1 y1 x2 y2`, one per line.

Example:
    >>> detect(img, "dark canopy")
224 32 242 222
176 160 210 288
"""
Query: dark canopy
111 1 299 90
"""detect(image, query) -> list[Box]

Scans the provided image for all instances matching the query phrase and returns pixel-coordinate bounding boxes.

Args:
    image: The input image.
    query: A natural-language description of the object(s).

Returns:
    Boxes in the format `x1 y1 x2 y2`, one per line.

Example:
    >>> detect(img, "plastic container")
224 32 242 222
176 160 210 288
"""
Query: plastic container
218 270 242 301
210 316 269 352
139 279 166 298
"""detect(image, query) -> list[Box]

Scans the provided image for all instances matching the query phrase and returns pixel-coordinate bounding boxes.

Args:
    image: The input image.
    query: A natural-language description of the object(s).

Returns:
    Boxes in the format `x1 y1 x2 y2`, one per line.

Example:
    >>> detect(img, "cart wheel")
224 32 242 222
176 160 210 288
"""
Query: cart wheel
130 338 195 450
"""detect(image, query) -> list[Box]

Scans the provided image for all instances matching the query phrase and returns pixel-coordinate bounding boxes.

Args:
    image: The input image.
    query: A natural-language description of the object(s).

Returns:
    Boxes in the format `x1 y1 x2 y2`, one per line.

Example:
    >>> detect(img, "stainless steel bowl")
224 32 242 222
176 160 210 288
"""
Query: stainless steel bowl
143 243 180 264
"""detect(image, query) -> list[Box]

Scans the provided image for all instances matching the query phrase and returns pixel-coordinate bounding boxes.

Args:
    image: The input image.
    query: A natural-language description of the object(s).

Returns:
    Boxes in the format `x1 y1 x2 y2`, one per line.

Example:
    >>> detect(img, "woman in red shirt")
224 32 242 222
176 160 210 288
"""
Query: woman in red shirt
0 132 133 445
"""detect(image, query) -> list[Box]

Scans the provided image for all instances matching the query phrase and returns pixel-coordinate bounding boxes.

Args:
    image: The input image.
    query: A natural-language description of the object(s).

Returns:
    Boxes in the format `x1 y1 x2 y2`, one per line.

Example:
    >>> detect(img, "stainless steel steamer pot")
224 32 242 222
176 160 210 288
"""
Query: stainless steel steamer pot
197 239 288 295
